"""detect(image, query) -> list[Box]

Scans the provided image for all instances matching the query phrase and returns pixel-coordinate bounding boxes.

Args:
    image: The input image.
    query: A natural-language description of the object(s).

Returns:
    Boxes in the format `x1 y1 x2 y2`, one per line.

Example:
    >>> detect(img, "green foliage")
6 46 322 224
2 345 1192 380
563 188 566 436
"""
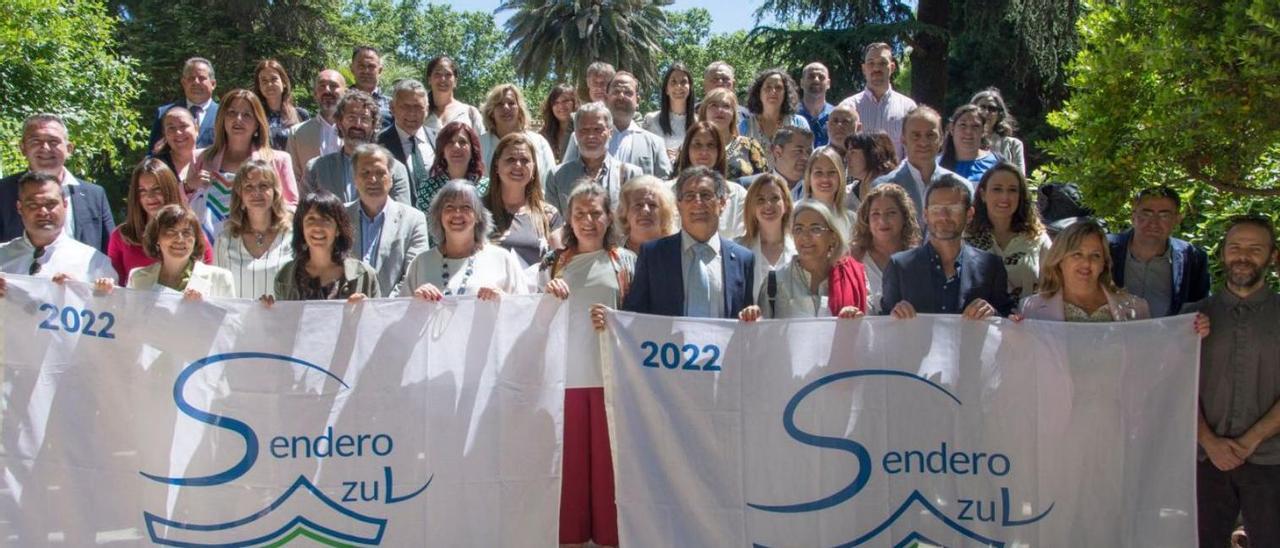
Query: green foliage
498 0 674 90
1044 0 1280 288
0 0 144 183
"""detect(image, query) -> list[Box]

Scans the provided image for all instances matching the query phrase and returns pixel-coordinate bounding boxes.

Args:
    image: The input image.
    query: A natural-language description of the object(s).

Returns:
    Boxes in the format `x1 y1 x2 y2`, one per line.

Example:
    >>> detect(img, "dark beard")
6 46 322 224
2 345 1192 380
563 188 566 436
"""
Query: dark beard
1227 260 1264 289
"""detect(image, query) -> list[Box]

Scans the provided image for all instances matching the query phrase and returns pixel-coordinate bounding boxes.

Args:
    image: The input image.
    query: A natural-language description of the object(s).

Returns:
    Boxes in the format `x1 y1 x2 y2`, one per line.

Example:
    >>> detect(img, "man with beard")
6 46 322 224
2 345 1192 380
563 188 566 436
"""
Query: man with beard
879 177 1011 318
287 69 347 181
1108 186 1211 317
546 103 642 215
0 172 114 291
1185 215 1280 548
838 43 917 159
304 90 410 205
798 62 835 147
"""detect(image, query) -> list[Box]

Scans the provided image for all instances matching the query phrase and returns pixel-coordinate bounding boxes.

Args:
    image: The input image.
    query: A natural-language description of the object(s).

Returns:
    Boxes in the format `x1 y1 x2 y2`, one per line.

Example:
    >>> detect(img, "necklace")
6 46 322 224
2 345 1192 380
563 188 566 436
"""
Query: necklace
441 254 476 295
253 231 267 247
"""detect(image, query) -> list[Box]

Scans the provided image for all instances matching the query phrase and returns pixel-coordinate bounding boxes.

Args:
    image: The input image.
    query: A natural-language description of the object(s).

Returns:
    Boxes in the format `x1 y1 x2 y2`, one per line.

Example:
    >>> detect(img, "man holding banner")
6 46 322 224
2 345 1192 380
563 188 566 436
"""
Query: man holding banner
1187 215 1280 547
0 172 115 295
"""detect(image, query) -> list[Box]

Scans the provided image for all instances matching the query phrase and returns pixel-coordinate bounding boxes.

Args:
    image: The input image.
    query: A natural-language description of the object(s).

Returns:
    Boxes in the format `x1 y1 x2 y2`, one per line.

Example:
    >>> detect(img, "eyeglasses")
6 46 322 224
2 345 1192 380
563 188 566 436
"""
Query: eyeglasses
162 228 197 240
979 104 1001 113
29 245 45 275
791 224 832 237
1135 210 1178 222
679 191 718 204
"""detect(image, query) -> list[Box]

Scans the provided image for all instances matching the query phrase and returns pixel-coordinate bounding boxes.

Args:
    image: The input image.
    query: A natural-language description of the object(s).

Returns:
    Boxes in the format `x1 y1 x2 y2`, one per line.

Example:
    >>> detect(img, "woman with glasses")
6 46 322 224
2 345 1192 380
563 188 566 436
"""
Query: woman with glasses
615 175 679 254
970 87 1025 175
538 84 577 163
401 180 525 300
122 204 235 299
739 199 868 320
108 158 213 284
850 184 921 314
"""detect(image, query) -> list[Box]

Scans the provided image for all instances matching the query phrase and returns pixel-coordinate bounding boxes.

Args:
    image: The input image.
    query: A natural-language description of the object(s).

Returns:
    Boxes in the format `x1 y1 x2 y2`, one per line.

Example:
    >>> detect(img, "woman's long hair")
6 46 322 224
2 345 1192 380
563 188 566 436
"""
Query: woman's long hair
485 133 553 239
967 162 1045 237
1037 220 1117 297
120 159 184 246
202 89 273 164
674 121 726 176
658 63 695 136
539 84 577 161
252 59 302 125
429 121 485 179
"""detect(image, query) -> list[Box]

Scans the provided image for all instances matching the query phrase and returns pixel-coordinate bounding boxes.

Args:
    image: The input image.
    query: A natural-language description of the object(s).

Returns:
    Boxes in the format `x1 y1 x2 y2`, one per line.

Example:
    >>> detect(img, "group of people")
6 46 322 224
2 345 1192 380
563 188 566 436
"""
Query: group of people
0 41 1275 548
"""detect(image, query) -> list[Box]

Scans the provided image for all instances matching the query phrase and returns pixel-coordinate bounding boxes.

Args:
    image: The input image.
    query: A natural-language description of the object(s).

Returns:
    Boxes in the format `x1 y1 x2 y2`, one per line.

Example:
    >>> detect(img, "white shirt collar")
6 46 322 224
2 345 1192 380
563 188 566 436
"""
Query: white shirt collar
58 169 77 187
23 230 70 251
395 125 427 144
681 230 722 255
187 97 214 111
903 159 926 187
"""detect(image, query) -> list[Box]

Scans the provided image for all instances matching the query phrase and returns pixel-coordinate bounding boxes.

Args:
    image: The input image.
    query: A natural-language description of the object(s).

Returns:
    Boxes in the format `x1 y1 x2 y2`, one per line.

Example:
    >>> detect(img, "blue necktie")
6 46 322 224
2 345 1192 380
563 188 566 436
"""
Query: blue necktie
686 243 714 317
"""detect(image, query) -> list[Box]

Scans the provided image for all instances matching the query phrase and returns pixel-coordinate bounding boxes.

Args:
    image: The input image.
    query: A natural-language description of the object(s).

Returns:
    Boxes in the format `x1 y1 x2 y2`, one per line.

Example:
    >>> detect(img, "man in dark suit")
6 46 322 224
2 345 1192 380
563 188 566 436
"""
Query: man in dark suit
0 114 114 252
147 57 219 151
377 78 437 205
1107 186 1210 317
622 166 755 318
880 177 1011 318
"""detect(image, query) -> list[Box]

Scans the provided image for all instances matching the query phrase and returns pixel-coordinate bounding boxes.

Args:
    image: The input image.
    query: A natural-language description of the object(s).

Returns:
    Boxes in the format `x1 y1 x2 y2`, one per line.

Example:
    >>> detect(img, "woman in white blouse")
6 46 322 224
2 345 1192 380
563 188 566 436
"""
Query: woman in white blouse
964 163 1052 304
401 180 525 300
214 159 293 300
123 204 236 299
850 183 922 314
424 56 486 133
479 84 557 185
642 63 695 161
672 121 747 238
736 173 796 302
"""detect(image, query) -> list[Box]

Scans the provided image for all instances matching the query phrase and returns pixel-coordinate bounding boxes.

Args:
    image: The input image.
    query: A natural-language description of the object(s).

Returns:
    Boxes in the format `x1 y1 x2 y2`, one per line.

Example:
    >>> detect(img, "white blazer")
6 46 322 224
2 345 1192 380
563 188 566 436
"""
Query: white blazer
127 261 237 298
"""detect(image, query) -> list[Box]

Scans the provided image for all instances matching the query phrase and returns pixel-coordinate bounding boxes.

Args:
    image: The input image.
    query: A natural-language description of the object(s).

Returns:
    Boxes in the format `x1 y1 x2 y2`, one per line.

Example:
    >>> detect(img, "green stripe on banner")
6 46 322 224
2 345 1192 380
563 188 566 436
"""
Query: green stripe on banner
261 525 352 548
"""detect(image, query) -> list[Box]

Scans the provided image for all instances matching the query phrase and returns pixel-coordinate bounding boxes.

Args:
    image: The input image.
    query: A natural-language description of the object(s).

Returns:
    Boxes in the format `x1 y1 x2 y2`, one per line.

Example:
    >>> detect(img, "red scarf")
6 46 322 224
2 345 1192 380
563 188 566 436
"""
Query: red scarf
828 256 869 316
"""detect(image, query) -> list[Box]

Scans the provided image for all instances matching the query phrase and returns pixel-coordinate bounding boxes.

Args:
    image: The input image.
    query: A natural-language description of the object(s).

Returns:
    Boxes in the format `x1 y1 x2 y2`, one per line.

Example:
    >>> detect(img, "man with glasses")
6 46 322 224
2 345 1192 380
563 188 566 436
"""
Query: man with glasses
0 114 115 253
1108 186 1210 317
879 177 1011 318
304 90 411 205
546 103 642 215
837 43 918 159
0 172 114 296
621 166 754 318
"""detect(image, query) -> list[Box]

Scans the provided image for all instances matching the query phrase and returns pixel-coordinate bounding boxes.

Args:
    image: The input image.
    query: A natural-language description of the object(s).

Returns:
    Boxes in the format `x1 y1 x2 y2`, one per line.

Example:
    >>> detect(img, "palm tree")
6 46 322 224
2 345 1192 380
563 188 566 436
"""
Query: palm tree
497 0 674 90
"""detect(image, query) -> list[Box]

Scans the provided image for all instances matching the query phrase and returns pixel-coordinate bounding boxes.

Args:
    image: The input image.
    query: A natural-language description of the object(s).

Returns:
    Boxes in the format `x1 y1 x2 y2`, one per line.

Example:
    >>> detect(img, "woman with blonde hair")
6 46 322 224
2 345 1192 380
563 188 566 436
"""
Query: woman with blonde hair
802 147 854 229
479 83 557 184
186 89 298 241
215 159 294 300
108 158 213 283
739 199 867 319
737 173 796 301
698 88 768 180
615 175 679 253
485 133 563 267
252 59 311 150
850 183 921 314
1019 220 1149 321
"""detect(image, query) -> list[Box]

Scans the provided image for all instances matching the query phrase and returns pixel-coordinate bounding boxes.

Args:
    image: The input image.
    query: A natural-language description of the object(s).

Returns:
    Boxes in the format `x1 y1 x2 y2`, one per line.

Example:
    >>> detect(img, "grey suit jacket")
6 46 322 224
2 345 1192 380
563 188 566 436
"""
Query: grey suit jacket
285 117 335 183
345 200 430 293
305 151 411 205
545 155 643 216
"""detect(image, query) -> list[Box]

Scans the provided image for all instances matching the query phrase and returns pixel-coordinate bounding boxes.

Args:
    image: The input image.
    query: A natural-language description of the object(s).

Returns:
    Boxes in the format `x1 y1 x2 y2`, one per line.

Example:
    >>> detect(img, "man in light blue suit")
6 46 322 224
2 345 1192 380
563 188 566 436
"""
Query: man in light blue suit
148 57 219 151
872 105 971 228
344 144 429 294
623 166 754 318
880 177 1011 319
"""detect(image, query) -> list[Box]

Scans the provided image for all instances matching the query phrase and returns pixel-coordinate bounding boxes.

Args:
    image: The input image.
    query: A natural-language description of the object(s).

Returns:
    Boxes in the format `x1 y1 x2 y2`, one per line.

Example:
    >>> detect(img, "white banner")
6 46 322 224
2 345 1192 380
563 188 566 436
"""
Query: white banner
603 312 1199 547
0 275 566 546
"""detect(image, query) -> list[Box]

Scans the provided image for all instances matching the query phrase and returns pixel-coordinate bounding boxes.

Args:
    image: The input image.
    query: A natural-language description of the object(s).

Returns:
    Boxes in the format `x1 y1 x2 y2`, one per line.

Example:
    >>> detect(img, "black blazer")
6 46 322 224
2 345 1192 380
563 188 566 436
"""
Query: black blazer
879 243 1013 316
623 232 755 318
377 125 439 167
0 171 116 253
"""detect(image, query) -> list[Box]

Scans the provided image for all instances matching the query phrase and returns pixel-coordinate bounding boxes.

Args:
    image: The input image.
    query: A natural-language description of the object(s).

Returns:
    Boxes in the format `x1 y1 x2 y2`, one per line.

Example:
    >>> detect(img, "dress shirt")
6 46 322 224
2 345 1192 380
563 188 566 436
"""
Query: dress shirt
187 98 214 128
928 244 963 314
681 230 724 318
396 126 435 182
0 232 115 281
358 202 388 268
57 169 78 238
838 87 917 159
318 117 342 157
1124 243 1174 318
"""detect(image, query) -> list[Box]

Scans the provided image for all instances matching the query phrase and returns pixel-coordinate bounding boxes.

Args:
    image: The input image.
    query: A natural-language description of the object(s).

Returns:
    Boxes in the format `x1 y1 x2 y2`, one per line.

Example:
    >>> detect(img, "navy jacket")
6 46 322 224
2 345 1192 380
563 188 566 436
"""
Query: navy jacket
1107 230 1210 315
879 243 1013 316
0 171 116 253
148 100 219 151
623 232 755 318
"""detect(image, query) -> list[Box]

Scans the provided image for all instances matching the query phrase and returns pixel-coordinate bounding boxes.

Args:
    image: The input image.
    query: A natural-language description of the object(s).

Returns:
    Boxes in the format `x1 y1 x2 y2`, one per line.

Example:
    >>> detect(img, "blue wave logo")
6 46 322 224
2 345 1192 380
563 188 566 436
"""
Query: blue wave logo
749 369 1053 546
141 352 429 546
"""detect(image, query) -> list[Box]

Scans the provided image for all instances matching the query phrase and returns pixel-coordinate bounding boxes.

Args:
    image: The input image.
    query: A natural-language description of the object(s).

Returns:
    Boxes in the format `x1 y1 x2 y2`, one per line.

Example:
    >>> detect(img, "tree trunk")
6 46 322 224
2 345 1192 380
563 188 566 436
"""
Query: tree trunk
910 0 950 110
